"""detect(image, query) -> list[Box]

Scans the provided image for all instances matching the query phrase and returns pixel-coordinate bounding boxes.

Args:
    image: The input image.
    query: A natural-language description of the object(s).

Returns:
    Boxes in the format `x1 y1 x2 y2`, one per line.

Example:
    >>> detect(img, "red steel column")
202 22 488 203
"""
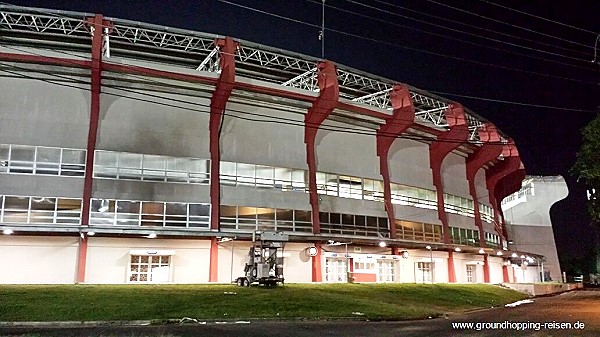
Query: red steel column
208 37 238 282
376 85 415 239
311 242 323 282
77 14 110 284
465 123 503 283
447 251 456 283
485 141 523 243
305 61 339 234
428 104 469 283
209 237 219 282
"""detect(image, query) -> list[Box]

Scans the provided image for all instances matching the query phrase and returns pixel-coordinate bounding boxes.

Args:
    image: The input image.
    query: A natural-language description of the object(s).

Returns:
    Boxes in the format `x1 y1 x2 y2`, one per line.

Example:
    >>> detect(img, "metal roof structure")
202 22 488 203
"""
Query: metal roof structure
0 4 505 143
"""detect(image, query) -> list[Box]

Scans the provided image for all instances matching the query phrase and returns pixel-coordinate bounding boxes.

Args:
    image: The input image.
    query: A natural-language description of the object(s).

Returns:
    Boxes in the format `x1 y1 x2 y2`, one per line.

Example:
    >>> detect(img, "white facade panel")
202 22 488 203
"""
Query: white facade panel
0 236 78 284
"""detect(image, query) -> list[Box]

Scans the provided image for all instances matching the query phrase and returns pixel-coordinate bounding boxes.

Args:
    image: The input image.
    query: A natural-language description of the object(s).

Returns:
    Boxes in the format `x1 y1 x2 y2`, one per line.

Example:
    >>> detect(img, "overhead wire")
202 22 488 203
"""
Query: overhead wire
423 0 593 50
339 0 594 69
477 0 598 35
370 0 591 58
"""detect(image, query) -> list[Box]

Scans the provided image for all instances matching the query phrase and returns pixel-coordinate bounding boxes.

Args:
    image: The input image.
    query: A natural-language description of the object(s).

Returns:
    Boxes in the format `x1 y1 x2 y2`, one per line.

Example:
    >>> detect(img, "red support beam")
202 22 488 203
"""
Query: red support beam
311 242 323 282
447 251 456 283
209 237 219 282
485 141 524 240
376 84 415 239
77 14 110 284
209 37 238 232
305 61 339 234
0 52 90 68
465 123 503 283
483 254 490 283
429 103 469 244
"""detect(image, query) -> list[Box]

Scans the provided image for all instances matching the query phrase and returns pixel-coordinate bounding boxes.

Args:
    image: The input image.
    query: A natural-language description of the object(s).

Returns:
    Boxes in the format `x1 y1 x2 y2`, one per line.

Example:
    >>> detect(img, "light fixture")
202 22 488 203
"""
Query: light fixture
308 246 318 256
523 261 529 266
496 251 503 256
218 237 232 243
527 257 535 263
454 247 461 252
147 233 157 239
511 253 518 258
478 249 485 254
425 245 432 250
3 229 13 235
520 255 525 259
401 250 409 259
379 241 387 248
87 231 96 236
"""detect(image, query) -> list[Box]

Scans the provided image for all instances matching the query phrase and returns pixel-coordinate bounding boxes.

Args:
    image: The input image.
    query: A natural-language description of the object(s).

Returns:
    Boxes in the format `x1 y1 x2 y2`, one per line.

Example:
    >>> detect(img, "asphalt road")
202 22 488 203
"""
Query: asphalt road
2 289 599 337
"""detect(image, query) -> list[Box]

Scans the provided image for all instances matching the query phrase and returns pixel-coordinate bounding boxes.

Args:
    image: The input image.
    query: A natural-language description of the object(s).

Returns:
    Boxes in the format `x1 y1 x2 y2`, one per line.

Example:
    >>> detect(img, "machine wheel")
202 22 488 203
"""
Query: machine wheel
243 278 250 287
236 278 244 287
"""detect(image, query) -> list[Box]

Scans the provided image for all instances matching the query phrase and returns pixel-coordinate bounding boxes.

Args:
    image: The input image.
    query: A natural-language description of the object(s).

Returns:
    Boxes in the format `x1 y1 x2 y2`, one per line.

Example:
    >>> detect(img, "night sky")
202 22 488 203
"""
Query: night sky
5 0 600 271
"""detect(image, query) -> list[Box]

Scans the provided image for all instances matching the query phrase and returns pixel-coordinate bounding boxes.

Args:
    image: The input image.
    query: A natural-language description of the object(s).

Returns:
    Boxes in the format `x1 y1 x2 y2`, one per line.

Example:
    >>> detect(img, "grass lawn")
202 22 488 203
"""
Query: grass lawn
0 283 527 322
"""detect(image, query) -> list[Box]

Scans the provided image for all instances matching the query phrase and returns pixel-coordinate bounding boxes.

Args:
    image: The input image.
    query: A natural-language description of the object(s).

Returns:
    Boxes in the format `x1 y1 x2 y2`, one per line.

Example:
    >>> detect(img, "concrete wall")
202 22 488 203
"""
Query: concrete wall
0 236 78 284
389 138 434 190
442 152 469 198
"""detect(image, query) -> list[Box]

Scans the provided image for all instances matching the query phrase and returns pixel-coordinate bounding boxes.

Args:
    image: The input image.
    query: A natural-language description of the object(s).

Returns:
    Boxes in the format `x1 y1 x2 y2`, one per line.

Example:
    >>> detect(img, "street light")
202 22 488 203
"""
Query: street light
426 246 433 283
379 241 387 248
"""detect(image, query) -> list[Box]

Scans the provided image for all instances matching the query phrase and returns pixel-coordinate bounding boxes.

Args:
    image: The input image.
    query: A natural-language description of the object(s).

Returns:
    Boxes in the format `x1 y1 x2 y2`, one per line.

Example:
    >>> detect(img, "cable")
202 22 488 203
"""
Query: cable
216 0 598 86
477 0 598 35
424 0 592 50
370 0 591 58
338 0 594 69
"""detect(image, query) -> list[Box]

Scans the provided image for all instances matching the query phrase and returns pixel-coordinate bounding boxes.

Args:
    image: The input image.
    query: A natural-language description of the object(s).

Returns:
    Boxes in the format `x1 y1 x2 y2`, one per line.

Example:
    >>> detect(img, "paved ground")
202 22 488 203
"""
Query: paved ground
2 289 599 337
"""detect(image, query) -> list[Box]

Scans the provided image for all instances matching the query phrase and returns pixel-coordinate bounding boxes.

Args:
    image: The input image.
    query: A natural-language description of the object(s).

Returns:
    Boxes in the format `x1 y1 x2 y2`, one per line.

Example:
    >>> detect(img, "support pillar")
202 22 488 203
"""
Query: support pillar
209 237 219 282
311 242 323 282
376 84 415 239
77 14 110 284
429 103 469 244
305 61 339 234
483 254 490 283
502 264 510 283
209 37 238 231
448 251 456 283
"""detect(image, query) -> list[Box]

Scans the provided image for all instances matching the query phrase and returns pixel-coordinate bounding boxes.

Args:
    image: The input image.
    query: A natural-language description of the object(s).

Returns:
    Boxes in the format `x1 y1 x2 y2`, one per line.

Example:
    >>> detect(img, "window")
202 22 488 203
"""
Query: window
449 227 480 246
320 211 389 238
378 260 397 282
325 258 348 282
219 205 312 233
90 198 210 228
0 144 85 176
1 195 82 225
94 150 209 184
354 260 376 272
396 220 443 243
466 264 476 283
416 262 433 283
129 255 171 283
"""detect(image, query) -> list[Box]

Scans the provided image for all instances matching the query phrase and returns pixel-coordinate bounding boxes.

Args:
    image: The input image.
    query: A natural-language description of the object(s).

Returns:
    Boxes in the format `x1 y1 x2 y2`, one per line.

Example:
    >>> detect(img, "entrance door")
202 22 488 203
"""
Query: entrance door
377 260 396 282
325 258 347 282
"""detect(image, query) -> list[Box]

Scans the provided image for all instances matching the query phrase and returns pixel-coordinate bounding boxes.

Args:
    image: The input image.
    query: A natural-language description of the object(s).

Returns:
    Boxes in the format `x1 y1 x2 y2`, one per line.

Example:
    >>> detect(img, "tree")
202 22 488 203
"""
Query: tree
572 112 600 224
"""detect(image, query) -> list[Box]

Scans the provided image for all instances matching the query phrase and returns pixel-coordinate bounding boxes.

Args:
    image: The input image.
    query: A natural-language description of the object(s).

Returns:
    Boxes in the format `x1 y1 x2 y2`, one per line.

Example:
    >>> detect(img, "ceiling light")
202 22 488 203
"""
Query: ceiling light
3 229 13 235
379 241 387 248
87 231 96 236
511 253 518 258
496 251 503 256
147 233 157 239
454 247 461 252
425 245 432 250
478 249 485 254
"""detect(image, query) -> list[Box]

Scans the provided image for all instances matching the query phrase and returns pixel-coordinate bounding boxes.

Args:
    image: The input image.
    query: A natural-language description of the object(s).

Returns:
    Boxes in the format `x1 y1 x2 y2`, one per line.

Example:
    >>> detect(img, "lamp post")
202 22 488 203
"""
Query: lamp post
426 246 433 284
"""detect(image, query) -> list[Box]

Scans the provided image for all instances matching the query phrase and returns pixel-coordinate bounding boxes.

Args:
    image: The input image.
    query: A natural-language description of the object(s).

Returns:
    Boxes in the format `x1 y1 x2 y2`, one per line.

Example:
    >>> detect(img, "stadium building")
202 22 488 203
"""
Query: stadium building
0 5 557 284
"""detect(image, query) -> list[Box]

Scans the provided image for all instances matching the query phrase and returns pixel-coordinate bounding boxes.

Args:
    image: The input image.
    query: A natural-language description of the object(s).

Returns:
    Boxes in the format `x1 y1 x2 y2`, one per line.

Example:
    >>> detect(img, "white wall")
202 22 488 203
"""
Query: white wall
388 138 434 190
442 153 470 198
0 236 78 284
86 237 211 284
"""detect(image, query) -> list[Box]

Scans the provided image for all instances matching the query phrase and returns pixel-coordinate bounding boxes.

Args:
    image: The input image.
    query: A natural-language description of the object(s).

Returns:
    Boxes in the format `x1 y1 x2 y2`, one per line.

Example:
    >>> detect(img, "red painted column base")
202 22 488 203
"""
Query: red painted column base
447 251 456 283
312 242 322 282
483 254 490 283
209 238 219 282
76 235 88 284
502 264 510 283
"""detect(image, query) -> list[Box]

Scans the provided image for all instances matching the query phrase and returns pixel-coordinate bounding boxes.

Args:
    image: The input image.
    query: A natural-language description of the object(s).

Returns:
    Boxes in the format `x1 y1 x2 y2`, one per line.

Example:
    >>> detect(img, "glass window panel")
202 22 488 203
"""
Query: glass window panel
255 165 274 179
341 214 353 225
237 207 256 219
30 197 56 211
329 213 340 224
91 199 115 213
57 198 81 211
119 153 142 168
274 167 292 181
141 202 164 215
10 145 34 162
220 161 236 175
0 144 8 161
143 155 165 170
379 217 388 229
219 205 237 217
237 163 255 177
188 203 210 217
319 212 329 223
256 208 275 220
366 216 378 227
355 215 365 226
166 157 188 172
275 209 294 221
62 149 85 165
190 159 209 174
117 200 140 214
291 170 306 182
36 147 60 163
4 196 29 209
165 203 186 216
295 210 311 222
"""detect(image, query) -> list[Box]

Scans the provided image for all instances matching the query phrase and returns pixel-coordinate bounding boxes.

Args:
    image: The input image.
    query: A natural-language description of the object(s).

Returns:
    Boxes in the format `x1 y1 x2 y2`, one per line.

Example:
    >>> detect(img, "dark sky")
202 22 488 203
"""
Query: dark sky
5 1 600 266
